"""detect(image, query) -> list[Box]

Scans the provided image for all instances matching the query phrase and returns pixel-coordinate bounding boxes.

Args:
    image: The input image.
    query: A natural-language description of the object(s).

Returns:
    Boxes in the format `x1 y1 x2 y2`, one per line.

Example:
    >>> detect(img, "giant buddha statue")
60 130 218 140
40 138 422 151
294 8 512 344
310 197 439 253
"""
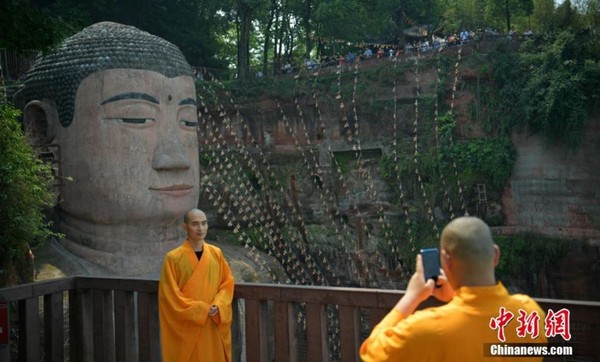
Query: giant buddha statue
14 22 200 276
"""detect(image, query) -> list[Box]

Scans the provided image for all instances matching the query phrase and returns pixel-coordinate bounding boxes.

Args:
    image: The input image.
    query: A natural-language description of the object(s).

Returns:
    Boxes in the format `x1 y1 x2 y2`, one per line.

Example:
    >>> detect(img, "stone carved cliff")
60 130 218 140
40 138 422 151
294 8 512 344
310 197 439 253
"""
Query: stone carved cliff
205 69 600 241
501 117 600 241
198 54 599 299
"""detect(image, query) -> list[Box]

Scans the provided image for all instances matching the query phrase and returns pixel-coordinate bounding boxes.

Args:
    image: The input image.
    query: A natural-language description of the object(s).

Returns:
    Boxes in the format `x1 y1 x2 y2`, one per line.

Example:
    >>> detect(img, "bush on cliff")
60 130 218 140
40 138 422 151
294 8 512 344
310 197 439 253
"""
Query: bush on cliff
0 102 56 287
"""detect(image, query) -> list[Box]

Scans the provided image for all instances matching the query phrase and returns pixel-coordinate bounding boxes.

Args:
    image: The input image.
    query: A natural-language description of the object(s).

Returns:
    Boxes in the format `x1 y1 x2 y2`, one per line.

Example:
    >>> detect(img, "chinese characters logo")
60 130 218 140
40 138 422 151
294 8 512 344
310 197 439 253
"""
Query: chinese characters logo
490 307 571 342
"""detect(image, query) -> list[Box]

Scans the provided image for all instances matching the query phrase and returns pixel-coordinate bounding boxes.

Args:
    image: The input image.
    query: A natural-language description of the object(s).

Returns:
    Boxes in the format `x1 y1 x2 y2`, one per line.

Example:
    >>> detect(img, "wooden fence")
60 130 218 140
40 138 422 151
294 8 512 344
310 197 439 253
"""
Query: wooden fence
0 277 598 361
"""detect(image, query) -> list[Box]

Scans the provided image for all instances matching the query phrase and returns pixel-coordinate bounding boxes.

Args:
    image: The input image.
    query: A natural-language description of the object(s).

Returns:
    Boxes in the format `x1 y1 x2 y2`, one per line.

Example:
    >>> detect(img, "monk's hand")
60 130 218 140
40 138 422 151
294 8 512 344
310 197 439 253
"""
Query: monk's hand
407 254 436 303
394 255 435 315
208 305 219 317
432 269 455 303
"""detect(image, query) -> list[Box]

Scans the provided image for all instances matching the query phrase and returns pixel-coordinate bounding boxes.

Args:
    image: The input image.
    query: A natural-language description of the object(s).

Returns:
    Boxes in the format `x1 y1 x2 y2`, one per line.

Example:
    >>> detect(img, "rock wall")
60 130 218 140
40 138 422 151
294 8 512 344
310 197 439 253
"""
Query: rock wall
210 64 600 244
500 116 600 244
204 62 600 298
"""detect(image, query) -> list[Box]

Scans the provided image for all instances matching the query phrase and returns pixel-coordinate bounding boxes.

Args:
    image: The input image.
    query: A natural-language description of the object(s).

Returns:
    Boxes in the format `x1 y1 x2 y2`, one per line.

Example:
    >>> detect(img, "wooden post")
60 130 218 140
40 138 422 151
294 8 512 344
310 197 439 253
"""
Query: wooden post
0 302 9 361
356 215 370 287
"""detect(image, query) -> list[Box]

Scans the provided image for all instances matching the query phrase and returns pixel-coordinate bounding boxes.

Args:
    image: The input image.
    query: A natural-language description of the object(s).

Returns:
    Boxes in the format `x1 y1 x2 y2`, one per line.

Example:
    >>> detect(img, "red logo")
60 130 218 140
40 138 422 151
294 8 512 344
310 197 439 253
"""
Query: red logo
490 307 571 342
516 309 540 338
545 308 571 341
490 307 514 342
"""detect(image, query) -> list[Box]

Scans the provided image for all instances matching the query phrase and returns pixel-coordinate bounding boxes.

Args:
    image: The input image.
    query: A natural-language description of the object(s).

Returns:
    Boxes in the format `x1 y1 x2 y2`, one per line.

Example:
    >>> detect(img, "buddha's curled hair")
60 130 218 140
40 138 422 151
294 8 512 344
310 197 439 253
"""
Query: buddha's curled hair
14 21 193 127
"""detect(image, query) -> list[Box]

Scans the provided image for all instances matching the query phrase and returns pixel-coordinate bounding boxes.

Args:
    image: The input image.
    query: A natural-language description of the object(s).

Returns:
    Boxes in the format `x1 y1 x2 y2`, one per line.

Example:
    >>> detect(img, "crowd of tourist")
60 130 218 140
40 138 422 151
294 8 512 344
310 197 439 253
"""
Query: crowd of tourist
265 27 533 77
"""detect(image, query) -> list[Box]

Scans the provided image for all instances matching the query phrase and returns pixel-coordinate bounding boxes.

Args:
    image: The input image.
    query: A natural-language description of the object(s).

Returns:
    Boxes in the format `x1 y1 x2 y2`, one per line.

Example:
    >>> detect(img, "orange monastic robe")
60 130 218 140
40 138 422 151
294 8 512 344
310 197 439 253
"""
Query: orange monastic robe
360 283 547 362
159 240 235 362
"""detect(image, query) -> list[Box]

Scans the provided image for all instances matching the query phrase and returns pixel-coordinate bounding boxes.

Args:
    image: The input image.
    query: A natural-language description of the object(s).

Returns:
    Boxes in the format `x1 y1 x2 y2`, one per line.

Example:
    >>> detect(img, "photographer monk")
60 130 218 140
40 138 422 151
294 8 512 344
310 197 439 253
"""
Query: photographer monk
360 216 547 361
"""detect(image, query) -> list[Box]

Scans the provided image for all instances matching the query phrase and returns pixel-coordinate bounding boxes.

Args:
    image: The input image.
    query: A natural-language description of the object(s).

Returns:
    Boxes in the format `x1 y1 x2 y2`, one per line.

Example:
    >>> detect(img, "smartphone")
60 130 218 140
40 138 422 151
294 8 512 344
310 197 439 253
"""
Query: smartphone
420 248 440 282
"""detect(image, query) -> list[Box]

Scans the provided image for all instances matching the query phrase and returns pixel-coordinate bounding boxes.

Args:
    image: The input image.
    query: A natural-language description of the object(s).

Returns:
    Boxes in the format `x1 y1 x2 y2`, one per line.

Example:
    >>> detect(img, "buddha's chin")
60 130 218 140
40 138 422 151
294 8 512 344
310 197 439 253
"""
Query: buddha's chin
60 191 198 225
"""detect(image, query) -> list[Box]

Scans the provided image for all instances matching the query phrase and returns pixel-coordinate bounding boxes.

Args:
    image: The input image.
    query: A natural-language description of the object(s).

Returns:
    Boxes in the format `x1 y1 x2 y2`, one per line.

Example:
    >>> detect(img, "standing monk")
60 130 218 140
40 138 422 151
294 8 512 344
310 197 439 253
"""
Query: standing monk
159 209 235 362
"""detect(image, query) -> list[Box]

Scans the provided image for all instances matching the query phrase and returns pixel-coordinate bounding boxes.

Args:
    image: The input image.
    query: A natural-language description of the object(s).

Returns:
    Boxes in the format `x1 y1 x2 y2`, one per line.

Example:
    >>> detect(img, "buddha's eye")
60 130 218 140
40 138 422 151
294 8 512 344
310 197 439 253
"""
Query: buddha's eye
180 120 198 129
105 117 155 127
121 118 154 125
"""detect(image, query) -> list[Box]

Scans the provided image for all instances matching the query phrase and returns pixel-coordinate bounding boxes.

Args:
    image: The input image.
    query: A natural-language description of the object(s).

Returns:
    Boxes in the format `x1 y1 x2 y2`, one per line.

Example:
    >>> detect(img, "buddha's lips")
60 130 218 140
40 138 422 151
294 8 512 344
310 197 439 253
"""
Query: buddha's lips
149 184 193 191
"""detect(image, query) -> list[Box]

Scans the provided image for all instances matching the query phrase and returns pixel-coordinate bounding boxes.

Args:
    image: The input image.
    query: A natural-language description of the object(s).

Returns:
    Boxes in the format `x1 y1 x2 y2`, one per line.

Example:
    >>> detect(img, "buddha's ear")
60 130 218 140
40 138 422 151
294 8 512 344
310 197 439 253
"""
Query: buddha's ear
23 100 59 145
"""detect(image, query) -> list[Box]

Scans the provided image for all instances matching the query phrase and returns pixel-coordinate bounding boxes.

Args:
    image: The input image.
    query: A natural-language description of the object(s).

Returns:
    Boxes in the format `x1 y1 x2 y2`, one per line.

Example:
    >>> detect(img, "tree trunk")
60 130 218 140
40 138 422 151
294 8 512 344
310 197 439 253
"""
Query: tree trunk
394 7 407 46
505 0 512 33
284 13 293 60
303 0 313 58
317 37 323 59
262 0 277 75
237 1 252 80
273 3 282 75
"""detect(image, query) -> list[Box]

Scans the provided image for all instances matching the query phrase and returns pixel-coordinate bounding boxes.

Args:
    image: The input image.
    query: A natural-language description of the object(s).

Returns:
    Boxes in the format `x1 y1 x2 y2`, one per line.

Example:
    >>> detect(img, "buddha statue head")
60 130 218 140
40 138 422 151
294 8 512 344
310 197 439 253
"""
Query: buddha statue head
15 22 200 276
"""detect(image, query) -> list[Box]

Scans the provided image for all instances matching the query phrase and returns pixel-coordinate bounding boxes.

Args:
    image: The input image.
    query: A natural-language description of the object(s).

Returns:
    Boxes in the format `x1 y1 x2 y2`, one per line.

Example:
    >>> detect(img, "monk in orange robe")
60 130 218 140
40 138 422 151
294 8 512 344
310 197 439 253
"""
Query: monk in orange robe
159 209 235 362
360 216 547 361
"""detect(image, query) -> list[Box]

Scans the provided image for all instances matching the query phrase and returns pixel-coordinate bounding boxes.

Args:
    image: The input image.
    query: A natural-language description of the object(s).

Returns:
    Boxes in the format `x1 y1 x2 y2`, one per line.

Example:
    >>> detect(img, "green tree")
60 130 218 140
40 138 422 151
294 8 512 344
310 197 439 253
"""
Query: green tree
0 102 56 287
232 0 265 80
442 0 486 32
300 0 316 57
553 0 579 30
520 30 592 148
0 0 73 52
260 0 279 74
315 0 370 43
480 23 598 149
488 0 534 32
4 0 229 69
531 0 555 31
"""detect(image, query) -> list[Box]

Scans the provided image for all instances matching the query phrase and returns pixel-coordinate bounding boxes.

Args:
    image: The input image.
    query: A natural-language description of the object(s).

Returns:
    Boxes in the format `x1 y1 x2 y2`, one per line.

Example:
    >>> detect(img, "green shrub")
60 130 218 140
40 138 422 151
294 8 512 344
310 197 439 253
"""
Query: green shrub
494 234 571 296
0 102 57 286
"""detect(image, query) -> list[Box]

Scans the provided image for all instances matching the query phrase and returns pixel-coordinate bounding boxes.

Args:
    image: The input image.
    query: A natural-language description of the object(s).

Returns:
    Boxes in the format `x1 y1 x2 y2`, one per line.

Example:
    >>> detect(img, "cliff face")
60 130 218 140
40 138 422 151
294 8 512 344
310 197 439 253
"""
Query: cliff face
200 55 600 299
221 73 600 243
500 116 600 243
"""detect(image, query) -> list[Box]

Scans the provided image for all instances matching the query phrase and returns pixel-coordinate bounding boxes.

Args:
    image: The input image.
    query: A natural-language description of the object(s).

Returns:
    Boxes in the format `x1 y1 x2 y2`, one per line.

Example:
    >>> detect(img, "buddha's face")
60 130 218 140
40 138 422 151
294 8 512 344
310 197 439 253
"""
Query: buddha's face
57 69 199 225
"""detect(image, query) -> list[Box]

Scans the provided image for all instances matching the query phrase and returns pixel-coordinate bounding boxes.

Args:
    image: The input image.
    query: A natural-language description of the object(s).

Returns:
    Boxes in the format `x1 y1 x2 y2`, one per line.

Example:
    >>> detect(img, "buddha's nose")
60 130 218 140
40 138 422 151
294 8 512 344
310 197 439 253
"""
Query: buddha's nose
152 133 191 170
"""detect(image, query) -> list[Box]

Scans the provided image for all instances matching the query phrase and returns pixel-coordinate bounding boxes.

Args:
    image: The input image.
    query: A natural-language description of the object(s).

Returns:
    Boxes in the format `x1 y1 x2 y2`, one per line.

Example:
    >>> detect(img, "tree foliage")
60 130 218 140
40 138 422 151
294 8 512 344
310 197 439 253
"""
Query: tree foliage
315 0 370 42
3 0 600 78
0 0 73 52
487 0 534 33
495 233 571 296
531 0 556 31
0 103 56 287
520 31 591 147
484 41 528 135
2 0 228 67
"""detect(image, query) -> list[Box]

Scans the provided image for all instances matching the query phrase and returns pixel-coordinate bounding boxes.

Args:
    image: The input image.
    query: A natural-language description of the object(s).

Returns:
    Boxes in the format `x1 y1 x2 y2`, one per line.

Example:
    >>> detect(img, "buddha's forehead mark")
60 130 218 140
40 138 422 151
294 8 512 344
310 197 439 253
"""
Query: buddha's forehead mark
101 92 160 105
17 22 194 127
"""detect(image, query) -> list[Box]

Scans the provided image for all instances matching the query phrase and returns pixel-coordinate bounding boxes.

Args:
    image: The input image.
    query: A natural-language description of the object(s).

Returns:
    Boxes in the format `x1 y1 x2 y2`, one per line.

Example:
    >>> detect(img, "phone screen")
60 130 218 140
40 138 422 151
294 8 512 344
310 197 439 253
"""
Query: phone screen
420 248 440 282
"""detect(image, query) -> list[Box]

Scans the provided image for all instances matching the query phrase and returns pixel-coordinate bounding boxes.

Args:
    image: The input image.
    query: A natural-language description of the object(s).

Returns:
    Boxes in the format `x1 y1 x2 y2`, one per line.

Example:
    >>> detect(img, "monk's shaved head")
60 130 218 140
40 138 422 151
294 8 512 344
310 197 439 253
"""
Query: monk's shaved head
184 209 205 224
441 216 495 267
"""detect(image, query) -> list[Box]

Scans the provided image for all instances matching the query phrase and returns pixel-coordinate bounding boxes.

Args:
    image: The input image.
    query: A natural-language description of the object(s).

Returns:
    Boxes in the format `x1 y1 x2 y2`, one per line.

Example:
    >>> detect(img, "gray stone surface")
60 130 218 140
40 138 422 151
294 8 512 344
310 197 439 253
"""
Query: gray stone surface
502 116 600 239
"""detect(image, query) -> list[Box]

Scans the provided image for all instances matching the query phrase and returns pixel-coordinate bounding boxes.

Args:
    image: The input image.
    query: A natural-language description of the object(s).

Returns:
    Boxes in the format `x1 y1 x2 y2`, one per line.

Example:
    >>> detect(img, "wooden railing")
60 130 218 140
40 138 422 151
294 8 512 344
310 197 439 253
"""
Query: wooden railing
0 277 599 361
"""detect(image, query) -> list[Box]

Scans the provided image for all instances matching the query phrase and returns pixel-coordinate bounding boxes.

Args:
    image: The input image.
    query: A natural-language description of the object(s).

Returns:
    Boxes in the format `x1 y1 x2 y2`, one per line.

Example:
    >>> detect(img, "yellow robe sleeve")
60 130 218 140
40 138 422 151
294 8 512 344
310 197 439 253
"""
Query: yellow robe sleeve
359 309 412 362
360 284 547 362
159 241 235 362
